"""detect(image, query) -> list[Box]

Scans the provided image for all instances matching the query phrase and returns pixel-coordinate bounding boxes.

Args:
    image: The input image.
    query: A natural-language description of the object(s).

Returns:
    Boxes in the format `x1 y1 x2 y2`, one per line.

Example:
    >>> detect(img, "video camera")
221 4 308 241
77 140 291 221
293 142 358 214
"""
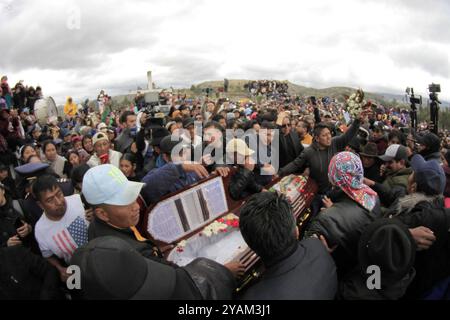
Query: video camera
410 96 422 105
428 83 441 104
140 91 171 123
429 83 441 93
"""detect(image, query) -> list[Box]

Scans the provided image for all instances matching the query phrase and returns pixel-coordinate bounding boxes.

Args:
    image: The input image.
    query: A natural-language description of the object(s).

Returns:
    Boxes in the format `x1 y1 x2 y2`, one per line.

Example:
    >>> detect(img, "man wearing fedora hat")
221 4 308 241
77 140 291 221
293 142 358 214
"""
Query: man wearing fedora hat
339 218 416 300
359 142 383 183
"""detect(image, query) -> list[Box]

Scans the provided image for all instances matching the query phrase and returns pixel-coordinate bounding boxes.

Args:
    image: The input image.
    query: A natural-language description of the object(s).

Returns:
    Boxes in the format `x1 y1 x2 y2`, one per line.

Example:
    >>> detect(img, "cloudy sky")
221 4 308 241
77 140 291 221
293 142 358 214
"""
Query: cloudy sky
1 0 450 104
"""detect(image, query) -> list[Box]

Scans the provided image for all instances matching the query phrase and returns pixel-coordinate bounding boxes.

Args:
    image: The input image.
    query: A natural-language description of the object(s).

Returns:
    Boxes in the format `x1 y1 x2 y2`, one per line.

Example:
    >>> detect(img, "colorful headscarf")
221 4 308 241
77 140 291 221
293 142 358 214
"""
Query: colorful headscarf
328 152 378 211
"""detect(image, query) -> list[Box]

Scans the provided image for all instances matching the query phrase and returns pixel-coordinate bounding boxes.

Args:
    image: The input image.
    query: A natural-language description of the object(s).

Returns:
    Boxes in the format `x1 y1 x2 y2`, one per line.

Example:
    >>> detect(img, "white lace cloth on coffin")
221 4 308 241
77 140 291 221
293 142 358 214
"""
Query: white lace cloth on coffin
168 228 248 267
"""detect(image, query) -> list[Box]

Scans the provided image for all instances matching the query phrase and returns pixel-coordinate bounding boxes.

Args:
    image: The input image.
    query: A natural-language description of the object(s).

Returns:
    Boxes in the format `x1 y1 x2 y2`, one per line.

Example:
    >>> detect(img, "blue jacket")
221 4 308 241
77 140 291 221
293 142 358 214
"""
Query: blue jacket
141 163 200 204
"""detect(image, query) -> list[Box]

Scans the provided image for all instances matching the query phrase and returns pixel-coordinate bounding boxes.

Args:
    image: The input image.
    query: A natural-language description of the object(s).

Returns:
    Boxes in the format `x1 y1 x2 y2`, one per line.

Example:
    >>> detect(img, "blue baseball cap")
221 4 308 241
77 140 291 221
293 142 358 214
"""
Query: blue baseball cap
410 154 445 196
15 162 49 175
82 165 145 206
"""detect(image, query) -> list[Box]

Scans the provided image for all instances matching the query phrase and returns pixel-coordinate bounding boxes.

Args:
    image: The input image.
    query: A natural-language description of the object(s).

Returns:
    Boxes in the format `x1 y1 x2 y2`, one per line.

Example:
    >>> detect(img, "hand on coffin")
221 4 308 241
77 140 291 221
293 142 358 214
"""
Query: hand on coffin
214 166 230 177
160 244 175 254
302 168 310 177
261 164 276 176
224 261 246 279
182 163 209 179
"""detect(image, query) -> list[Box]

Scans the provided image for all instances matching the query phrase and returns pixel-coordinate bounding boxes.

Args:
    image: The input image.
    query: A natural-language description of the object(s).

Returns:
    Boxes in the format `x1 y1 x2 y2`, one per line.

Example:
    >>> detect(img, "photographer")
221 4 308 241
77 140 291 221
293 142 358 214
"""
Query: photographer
115 111 138 154
134 91 146 111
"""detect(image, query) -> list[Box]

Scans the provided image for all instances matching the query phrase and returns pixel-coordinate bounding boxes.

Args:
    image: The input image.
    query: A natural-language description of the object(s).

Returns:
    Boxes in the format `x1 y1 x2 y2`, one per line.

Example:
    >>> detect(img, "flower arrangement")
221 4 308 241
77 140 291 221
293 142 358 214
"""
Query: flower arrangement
174 214 240 253
201 213 239 237
175 240 188 253
270 175 309 202
346 88 368 118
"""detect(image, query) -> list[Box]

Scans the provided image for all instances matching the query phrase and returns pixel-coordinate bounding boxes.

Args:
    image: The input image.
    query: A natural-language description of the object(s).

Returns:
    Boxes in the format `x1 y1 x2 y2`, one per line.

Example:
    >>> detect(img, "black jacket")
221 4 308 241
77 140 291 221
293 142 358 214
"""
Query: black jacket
201 139 229 173
12 91 26 110
115 128 135 154
87 218 236 300
88 217 170 265
0 200 21 247
395 198 450 299
363 161 383 184
240 238 337 300
339 267 416 300
279 130 303 168
305 191 381 273
279 119 361 193
0 245 63 300
228 166 263 200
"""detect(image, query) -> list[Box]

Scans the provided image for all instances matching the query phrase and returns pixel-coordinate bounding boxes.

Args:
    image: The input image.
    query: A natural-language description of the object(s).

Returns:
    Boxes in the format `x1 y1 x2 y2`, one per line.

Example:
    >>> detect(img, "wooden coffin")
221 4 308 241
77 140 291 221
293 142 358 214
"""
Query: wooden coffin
136 170 317 289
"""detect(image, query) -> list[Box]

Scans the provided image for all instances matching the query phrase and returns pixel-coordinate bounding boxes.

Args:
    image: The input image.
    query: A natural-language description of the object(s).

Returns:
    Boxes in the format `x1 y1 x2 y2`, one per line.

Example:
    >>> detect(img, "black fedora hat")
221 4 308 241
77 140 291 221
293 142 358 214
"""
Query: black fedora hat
358 218 416 285
148 127 170 147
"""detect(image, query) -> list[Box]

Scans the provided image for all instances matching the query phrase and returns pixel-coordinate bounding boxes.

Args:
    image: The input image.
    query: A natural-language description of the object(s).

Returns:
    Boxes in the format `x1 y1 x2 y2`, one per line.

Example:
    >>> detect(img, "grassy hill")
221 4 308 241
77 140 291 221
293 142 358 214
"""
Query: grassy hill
187 80 395 106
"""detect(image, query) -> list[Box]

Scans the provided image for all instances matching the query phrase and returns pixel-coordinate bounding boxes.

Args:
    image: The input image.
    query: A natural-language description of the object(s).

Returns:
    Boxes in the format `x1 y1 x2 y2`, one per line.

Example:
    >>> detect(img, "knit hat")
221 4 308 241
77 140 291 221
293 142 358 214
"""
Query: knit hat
410 154 445 196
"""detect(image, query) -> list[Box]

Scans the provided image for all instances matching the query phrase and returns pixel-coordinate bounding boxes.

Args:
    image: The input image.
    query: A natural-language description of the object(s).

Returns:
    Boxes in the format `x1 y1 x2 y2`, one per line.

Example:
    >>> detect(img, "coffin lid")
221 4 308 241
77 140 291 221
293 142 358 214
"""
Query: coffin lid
146 176 230 244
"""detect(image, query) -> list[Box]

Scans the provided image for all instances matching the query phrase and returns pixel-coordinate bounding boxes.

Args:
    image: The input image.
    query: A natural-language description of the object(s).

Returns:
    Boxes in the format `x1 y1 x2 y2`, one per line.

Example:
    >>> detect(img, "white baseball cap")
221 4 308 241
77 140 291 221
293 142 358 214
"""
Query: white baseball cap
97 123 108 132
82 165 145 206
378 144 408 162
92 132 109 146
226 138 254 156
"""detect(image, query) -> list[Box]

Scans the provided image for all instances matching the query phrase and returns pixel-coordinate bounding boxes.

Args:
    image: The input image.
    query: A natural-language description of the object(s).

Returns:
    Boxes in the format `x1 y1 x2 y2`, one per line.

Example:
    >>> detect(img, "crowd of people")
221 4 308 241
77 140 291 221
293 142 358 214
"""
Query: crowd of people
244 80 289 98
1 75 450 300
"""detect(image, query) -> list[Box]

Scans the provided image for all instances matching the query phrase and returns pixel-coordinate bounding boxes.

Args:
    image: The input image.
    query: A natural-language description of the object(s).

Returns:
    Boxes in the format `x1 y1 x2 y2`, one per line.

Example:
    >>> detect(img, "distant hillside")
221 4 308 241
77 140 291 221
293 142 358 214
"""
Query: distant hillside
108 79 448 109
190 80 396 105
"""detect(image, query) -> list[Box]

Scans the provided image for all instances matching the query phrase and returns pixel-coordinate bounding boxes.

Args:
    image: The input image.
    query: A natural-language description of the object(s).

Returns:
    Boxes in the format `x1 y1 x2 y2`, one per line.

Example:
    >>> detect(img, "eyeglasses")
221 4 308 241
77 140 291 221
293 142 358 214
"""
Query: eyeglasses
281 124 291 128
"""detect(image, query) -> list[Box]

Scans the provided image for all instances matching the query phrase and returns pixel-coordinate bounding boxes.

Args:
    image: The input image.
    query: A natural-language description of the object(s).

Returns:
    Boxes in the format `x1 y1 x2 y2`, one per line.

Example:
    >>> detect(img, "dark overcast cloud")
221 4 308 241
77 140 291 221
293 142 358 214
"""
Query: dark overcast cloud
1 0 450 102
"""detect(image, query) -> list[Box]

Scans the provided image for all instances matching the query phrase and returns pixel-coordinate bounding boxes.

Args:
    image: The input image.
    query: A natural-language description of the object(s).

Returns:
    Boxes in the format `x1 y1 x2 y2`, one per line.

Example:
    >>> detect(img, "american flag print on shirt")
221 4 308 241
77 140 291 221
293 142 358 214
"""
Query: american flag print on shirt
52 216 88 258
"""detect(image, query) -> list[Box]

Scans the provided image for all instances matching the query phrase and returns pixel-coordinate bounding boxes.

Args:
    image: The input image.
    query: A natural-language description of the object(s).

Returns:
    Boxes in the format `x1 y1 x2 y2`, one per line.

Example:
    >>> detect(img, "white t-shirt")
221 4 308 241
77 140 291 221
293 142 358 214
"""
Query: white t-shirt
35 194 89 264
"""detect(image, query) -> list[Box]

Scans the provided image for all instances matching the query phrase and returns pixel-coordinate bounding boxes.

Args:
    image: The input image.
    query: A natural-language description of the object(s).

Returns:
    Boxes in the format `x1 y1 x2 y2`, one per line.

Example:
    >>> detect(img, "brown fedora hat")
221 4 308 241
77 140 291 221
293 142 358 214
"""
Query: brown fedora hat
359 142 379 157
